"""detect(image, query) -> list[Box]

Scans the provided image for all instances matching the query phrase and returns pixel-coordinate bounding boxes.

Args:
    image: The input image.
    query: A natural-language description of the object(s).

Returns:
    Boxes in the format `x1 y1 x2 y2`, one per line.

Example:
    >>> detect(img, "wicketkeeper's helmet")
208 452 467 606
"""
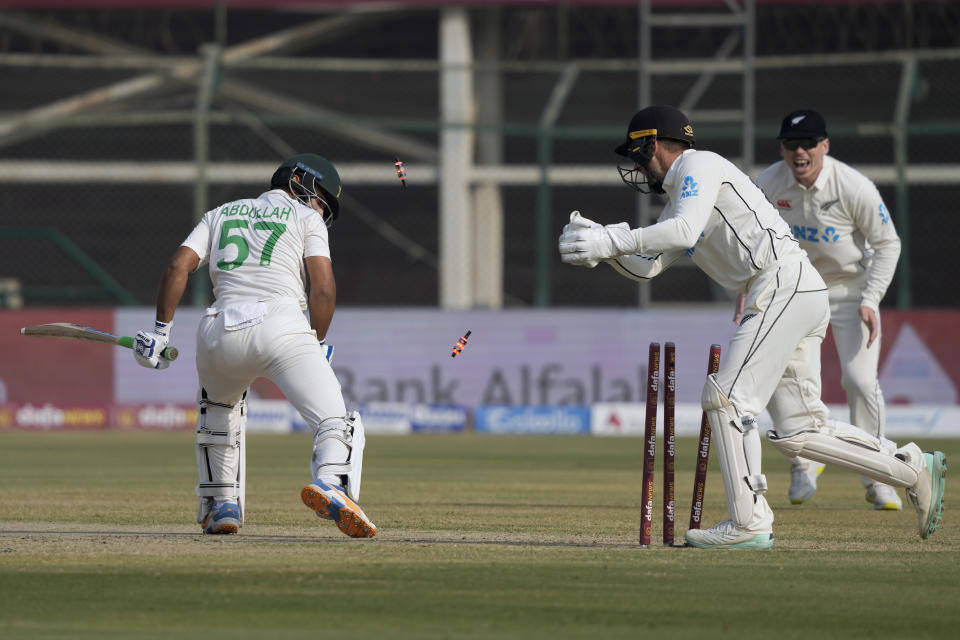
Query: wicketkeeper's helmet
614 105 695 193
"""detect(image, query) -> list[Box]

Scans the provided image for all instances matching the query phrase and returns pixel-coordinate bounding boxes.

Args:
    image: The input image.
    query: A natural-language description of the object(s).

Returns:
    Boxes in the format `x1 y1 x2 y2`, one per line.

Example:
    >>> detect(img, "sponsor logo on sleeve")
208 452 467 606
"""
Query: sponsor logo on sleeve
680 175 699 199
878 203 890 224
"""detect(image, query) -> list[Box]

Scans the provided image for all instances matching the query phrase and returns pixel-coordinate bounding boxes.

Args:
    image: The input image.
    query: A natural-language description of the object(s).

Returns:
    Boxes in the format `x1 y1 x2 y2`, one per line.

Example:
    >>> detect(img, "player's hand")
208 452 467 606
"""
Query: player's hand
559 211 640 267
319 340 334 364
859 306 879 348
733 293 746 324
134 320 172 370
559 211 611 267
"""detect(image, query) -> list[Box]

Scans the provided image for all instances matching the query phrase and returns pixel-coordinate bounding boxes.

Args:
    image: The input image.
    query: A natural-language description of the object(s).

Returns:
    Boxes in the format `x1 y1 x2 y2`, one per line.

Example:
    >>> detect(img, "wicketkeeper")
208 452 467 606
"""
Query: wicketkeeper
558 105 945 549
134 153 376 538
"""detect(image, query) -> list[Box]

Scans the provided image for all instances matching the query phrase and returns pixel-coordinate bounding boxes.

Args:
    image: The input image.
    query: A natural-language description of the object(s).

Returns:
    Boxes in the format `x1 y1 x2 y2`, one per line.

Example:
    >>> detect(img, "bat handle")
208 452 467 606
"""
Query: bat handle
118 336 179 361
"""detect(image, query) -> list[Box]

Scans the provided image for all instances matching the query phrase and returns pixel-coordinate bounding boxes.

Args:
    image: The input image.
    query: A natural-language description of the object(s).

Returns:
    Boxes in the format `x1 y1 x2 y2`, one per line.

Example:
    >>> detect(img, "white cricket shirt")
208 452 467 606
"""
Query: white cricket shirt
633 149 806 293
755 155 900 311
182 189 330 308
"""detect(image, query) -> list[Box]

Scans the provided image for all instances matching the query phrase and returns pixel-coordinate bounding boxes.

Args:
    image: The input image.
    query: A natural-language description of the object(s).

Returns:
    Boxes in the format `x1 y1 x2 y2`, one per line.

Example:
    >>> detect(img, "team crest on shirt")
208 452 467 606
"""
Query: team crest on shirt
776 199 792 209
680 175 699 199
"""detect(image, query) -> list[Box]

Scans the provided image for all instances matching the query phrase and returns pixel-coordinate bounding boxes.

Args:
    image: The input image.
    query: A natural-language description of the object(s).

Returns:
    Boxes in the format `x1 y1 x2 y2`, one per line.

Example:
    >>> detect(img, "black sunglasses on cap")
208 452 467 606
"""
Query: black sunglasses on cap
782 138 825 151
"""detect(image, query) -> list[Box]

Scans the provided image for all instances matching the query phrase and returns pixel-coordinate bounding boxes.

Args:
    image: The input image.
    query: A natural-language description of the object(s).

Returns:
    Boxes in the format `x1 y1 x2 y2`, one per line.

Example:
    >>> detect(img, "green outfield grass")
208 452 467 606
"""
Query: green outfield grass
0 430 957 639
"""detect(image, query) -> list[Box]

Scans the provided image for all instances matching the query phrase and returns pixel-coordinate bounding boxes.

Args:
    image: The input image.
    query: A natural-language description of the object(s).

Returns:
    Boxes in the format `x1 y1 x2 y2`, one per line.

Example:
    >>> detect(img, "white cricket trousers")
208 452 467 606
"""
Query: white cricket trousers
195 299 346 424
829 297 885 439
716 258 832 436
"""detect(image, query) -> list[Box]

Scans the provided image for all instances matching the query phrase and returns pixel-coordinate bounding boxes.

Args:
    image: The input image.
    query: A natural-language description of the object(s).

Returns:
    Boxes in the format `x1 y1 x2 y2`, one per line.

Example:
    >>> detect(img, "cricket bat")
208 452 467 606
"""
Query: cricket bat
20 322 179 361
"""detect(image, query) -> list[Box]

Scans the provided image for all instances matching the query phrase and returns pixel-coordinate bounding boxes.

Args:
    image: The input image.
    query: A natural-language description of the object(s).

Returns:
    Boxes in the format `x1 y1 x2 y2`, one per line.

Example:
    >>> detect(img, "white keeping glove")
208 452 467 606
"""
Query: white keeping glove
558 211 604 267
134 320 172 370
558 211 641 267
319 340 334 364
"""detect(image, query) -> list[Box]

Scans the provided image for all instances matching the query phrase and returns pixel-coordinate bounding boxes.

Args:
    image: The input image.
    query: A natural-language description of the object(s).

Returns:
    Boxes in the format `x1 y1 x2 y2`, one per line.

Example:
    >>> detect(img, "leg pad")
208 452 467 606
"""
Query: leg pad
767 423 918 489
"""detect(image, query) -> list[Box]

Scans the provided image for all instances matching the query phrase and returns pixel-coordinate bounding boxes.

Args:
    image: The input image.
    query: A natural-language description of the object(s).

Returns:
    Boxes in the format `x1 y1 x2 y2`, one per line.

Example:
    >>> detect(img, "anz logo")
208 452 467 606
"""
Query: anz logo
680 175 699 199
878 203 890 224
684 231 706 256
793 225 839 243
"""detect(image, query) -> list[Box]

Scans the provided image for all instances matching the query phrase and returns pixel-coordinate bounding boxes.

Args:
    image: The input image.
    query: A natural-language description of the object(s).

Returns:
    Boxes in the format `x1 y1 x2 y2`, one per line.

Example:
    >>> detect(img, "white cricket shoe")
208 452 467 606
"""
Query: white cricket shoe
301 479 377 539
865 482 903 511
898 444 947 539
789 460 825 505
685 495 774 550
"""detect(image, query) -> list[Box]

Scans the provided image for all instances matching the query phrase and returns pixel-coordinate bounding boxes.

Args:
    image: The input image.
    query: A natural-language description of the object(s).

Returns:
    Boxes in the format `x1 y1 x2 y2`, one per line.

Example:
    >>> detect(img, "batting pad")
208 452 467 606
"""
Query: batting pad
310 410 366 502
195 390 245 524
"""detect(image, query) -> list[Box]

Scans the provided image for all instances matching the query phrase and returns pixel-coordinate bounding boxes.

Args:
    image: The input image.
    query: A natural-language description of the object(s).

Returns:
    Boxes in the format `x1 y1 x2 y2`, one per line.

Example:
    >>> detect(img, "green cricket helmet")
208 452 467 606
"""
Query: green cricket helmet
271 153 342 226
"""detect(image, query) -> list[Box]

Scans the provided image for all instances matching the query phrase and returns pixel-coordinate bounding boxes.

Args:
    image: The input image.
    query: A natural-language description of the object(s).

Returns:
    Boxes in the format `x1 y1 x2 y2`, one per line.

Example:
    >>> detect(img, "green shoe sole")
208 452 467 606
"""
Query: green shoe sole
921 452 947 539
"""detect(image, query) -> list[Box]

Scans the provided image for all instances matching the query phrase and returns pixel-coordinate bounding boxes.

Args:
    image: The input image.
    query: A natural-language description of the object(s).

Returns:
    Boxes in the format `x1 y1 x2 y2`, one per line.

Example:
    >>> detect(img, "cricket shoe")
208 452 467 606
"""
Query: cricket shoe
685 496 774 550
202 502 241 535
865 482 902 511
900 445 947 539
301 479 377 539
789 460 825 505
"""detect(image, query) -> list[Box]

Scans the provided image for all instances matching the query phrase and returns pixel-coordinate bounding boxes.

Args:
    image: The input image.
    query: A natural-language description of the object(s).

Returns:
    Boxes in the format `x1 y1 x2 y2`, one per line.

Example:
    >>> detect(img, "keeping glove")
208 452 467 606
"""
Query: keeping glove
558 211 641 267
134 320 172 370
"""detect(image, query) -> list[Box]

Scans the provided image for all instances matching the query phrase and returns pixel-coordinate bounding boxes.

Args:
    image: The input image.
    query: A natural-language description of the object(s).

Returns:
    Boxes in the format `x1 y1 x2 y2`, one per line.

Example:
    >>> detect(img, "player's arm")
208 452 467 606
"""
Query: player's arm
558 198 708 268
640 158 721 253
606 251 684 281
305 255 336 341
560 159 721 269
157 246 200 323
134 245 199 370
733 292 746 324
854 183 901 314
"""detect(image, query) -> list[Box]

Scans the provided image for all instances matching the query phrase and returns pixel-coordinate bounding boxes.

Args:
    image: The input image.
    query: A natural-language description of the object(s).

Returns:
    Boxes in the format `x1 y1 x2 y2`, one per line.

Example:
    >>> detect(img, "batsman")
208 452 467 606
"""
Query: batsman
134 153 376 538
558 105 946 549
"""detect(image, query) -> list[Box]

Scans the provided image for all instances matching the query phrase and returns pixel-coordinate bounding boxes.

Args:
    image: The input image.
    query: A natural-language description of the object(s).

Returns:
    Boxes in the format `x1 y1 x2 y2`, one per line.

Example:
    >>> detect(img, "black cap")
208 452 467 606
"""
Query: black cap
615 105 696 156
777 109 828 140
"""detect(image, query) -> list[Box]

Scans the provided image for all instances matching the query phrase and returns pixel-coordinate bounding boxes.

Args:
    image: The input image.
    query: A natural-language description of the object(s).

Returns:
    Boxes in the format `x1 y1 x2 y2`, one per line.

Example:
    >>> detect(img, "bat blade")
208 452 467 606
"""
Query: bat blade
20 322 179 361
21 322 122 345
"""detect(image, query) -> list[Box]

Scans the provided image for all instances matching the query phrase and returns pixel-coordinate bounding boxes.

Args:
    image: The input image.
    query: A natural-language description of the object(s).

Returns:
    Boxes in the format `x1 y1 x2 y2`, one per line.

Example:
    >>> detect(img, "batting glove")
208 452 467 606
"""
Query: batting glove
558 211 642 267
134 320 172 370
319 339 334 364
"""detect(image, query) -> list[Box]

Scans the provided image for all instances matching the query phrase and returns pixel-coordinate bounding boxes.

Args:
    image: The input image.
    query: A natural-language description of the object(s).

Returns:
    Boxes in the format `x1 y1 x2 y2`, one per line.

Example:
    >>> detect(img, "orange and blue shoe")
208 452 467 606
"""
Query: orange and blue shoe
301 480 377 539
202 502 241 535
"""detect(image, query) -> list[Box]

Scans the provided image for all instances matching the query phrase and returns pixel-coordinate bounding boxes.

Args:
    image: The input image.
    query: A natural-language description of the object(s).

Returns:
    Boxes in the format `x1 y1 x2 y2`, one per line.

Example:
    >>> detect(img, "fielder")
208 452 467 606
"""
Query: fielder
134 153 376 538
558 105 945 549
750 109 902 510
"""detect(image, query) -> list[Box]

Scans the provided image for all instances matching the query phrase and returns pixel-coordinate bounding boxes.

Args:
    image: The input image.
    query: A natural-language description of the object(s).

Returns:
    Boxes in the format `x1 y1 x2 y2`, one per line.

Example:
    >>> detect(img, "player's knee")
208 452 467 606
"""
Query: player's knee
196 390 245 447
766 429 805 458
700 373 729 412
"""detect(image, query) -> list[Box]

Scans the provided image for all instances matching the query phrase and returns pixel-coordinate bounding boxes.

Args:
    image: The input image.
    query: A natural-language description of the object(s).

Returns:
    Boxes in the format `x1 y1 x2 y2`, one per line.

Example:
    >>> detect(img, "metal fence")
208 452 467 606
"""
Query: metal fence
0 3 958 309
